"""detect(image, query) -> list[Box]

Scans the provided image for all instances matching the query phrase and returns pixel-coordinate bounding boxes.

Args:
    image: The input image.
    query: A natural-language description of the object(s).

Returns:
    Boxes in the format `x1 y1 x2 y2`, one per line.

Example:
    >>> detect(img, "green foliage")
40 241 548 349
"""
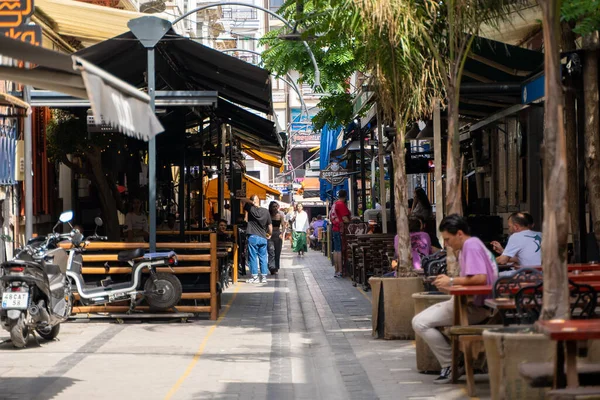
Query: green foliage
46 109 128 171
312 92 354 130
562 0 600 35
260 0 367 129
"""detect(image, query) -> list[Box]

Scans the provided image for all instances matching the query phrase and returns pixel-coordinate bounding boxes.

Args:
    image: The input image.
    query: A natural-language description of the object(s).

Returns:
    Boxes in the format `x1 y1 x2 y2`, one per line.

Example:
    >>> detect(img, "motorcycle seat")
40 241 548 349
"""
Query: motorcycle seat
117 248 145 262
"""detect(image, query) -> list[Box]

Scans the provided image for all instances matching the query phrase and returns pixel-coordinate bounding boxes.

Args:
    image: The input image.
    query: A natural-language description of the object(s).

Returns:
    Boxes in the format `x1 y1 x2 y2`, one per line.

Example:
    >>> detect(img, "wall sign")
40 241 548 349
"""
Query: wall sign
0 0 41 46
320 161 348 185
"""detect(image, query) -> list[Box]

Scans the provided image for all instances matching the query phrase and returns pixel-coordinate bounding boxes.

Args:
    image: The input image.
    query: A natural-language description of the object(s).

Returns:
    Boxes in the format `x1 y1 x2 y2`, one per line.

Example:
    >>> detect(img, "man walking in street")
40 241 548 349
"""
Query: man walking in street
241 194 272 284
330 189 351 278
412 214 498 383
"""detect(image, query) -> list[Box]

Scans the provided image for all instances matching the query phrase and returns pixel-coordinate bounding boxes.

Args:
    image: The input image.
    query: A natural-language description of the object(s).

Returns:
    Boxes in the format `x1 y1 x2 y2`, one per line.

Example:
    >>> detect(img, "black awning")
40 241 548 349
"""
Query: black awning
75 31 273 115
457 36 544 118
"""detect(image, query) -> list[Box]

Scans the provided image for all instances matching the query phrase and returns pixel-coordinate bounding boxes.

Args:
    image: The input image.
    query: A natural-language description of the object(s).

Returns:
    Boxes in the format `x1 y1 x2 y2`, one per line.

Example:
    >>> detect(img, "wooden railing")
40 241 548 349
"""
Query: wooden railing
62 233 220 320
156 226 240 283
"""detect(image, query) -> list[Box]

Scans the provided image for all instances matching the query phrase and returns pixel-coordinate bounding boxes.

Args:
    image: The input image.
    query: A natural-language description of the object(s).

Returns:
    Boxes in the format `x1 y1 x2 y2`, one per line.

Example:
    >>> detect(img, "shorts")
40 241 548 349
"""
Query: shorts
333 231 342 252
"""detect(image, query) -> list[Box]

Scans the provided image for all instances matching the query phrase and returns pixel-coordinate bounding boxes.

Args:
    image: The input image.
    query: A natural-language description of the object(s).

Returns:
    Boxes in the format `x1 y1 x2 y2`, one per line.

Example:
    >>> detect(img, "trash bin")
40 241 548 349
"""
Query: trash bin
412 291 451 373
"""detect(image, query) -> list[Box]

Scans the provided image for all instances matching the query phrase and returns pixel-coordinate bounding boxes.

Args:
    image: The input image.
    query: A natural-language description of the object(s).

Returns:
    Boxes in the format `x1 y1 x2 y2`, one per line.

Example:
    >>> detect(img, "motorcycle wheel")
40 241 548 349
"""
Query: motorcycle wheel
36 324 60 341
144 273 182 310
9 314 29 348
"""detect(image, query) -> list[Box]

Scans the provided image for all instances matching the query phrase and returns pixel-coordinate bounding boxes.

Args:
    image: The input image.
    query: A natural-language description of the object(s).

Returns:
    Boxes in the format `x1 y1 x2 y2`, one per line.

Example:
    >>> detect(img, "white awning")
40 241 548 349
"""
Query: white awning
35 0 170 46
0 35 163 141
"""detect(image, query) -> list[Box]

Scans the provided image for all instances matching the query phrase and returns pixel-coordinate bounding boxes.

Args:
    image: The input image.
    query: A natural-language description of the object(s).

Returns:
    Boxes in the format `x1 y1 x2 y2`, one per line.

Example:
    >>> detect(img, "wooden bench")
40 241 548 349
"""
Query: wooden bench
61 233 221 320
157 227 239 283
346 233 394 290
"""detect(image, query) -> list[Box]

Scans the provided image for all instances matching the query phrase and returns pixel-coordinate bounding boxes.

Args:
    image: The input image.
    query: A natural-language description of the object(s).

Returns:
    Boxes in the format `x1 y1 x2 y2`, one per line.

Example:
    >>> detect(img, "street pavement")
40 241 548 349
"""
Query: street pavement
0 247 491 400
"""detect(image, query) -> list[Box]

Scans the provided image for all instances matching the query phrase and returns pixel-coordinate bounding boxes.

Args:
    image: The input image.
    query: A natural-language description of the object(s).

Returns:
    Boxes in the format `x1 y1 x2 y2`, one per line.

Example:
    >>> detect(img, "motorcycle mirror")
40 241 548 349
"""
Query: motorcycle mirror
59 211 74 223
94 217 104 227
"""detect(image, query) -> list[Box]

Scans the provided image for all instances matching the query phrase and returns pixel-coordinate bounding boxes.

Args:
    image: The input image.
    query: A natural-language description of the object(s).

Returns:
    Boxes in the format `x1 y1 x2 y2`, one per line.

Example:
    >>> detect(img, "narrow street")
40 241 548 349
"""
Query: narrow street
0 249 490 400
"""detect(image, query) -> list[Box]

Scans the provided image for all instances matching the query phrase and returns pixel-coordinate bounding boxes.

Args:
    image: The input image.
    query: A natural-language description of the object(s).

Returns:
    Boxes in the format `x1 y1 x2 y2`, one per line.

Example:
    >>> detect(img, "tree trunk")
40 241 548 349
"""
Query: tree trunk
583 32 600 249
444 82 462 277
562 22 580 262
86 149 121 241
393 130 414 276
538 0 570 321
445 82 462 216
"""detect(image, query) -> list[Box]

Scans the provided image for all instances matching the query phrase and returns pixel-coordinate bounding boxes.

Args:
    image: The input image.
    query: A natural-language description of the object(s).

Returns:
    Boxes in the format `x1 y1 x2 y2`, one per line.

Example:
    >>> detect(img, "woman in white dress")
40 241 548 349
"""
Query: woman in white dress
291 203 310 257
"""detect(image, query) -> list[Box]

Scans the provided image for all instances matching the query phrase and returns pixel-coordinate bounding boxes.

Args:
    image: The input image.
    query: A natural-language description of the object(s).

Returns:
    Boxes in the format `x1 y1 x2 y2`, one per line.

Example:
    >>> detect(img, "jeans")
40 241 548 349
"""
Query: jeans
247 234 268 276
268 229 283 271
411 299 490 368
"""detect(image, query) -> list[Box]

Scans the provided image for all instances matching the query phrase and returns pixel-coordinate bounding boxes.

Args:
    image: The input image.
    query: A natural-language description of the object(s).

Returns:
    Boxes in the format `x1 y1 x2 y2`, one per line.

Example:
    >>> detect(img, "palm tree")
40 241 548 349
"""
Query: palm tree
538 0 570 320
352 0 444 274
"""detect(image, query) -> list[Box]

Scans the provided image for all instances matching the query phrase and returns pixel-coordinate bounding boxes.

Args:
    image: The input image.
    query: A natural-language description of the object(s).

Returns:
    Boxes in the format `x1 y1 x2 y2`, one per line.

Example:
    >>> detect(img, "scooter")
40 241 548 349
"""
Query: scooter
0 211 76 348
66 217 183 313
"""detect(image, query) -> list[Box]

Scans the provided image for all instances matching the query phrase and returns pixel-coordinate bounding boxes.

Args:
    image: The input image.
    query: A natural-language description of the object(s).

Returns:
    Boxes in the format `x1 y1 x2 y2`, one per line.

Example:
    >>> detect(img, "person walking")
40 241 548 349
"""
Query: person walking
241 195 272 284
268 201 285 275
291 203 309 257
330 189 351 277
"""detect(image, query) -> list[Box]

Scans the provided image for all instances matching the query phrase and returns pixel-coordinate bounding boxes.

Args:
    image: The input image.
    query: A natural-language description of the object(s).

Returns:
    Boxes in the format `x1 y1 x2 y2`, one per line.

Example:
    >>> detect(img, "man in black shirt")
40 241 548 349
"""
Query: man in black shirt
241 194 272 283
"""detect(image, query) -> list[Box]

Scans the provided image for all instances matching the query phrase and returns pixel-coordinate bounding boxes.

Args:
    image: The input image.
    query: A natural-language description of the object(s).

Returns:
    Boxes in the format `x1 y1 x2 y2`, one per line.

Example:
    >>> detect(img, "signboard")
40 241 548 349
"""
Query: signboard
0 0 33 28
319 161 348 185
522 74 544 104
1 25 41 46
0 0 41 46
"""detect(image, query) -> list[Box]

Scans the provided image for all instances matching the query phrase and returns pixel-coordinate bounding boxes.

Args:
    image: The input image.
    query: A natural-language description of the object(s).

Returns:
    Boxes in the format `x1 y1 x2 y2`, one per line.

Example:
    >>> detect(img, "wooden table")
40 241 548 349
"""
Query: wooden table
438 285 493 394
535 319 600 389
568 271 600 283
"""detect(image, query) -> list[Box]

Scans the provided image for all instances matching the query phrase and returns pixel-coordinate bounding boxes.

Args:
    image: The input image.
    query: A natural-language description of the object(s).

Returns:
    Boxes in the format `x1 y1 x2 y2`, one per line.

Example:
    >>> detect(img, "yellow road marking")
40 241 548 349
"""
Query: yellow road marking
350 278 372 304
164 284 240 400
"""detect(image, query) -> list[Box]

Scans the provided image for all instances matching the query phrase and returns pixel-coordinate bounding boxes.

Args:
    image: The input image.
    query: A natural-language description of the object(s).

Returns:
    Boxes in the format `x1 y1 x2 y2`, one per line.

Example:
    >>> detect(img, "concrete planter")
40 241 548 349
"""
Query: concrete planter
371 277 424 340
412 292 451 373
483 327 553 400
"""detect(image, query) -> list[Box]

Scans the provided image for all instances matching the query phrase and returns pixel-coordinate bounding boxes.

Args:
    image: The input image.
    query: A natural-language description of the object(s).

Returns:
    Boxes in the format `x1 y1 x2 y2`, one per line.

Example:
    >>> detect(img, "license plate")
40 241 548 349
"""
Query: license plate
1 292 29 310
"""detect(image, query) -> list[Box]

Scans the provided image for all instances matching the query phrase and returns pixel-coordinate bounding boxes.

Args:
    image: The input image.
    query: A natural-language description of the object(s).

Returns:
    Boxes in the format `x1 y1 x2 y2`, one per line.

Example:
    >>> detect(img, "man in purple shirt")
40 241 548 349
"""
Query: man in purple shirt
412 214 498 384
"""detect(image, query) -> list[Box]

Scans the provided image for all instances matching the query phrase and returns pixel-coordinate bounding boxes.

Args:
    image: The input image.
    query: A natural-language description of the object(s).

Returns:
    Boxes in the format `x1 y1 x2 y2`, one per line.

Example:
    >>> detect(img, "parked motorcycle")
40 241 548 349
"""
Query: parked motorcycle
66 217 183 313
0 211 76 348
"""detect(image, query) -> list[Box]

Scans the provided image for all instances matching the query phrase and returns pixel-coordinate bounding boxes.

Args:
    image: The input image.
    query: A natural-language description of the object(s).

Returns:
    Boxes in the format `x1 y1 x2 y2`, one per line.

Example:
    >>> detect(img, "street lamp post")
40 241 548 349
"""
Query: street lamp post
171 2 322 90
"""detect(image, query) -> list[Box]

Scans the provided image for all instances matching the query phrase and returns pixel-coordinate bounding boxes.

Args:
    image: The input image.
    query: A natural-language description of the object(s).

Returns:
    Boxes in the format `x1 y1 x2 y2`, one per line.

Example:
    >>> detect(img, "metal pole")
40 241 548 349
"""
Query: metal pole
199 121 205 228
148 48 157 252
228 125 235 224
433 99 444 246
359 130 366 216
178 116 186 241
377 112 388 233
24 85 33 240
218 123 226 219
371 129 376 209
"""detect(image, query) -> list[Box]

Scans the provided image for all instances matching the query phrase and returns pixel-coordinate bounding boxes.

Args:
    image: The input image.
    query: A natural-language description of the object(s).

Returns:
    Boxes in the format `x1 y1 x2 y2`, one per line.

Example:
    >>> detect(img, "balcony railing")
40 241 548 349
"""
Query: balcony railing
221 8 258 20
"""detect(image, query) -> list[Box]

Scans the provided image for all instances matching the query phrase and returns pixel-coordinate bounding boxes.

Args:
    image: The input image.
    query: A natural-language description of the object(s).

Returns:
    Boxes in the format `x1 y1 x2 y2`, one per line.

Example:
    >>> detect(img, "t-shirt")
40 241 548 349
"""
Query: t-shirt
394 232 432 269
502 230 542 266
124 212 149 242
244 203 272 239
331 200 351 232
459 237 499 306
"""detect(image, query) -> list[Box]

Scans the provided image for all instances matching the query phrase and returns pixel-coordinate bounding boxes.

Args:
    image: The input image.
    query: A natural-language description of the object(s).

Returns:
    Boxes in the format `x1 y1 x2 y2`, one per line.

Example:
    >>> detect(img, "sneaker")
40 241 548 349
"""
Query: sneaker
246 275 260 284
434 363 464 384
334 272 342 278
433 367 452 384
259 275 268 284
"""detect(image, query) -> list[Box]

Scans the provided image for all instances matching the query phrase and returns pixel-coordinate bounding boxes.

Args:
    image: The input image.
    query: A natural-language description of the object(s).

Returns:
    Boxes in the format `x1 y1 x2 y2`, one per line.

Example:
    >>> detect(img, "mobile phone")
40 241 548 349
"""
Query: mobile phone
426 276 437 282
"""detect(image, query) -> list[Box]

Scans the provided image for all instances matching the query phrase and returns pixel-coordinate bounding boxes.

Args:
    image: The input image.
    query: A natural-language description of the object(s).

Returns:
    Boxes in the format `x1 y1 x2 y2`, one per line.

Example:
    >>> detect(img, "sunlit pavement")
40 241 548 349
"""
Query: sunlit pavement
0 248 490 399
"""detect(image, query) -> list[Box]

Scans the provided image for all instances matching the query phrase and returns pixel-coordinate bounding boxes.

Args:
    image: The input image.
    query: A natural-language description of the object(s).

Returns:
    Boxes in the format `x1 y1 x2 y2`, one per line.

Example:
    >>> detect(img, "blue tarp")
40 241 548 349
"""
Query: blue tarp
319 124 347 201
